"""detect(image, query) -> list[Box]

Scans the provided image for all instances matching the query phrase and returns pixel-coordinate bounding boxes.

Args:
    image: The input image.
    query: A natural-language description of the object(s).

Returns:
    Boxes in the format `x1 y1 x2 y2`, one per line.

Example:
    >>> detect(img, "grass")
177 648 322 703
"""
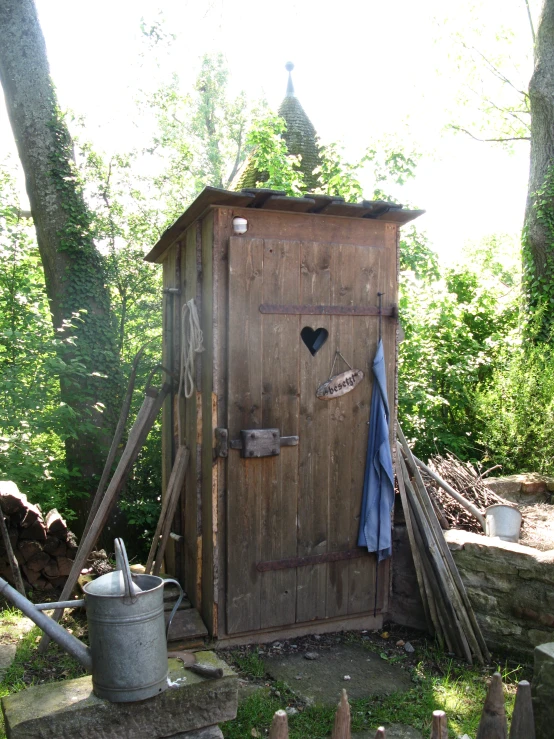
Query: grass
221 634 527 739
0 608 86 739
0 609 529 739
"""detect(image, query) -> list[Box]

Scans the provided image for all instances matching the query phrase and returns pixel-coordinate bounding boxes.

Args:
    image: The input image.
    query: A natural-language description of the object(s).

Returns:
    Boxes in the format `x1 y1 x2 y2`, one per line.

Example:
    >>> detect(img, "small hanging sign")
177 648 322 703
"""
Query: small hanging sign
316 350 364 400
316 369 364 400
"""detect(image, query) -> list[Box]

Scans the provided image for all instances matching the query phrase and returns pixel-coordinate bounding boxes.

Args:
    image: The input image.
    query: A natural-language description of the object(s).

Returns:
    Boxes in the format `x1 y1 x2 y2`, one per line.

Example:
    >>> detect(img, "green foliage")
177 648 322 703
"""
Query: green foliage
475 338 554 474
398 233 520 460
246 113 305 195
313 141 363 201
363 139 420 202
0 168 90 514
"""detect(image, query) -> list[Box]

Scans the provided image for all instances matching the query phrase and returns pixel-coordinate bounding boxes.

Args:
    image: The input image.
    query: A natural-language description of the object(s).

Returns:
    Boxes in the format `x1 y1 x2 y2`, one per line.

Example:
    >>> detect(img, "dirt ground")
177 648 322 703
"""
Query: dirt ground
519 503 554 551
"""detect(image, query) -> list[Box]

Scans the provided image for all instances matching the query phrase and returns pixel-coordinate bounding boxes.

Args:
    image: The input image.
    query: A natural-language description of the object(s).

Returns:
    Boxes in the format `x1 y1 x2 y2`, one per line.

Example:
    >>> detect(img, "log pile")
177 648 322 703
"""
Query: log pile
422 454 506 533
0 482 77 591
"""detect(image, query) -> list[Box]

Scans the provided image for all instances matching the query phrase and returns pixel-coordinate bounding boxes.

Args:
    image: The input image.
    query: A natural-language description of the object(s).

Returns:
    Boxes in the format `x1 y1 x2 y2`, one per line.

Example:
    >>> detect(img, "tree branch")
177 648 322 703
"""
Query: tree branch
524 0 536 44
448 125 530 142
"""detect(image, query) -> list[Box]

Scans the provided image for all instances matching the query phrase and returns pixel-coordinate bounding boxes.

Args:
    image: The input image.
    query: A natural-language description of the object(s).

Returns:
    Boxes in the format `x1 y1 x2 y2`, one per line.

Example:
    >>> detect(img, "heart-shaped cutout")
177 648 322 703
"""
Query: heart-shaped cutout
301 327 329 356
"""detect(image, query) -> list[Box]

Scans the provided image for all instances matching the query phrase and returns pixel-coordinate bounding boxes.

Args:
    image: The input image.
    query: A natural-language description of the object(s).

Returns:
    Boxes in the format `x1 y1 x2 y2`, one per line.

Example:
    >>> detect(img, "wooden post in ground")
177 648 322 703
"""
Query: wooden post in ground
430 710 448 738
509 680 535 739
476 672 508 739
331 689 351 739
374 728 386 738
269 709 289 739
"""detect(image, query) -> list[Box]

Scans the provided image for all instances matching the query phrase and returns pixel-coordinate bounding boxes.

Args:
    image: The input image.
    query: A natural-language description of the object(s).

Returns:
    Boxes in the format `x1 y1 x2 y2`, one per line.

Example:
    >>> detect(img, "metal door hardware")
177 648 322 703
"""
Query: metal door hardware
224 428 299 458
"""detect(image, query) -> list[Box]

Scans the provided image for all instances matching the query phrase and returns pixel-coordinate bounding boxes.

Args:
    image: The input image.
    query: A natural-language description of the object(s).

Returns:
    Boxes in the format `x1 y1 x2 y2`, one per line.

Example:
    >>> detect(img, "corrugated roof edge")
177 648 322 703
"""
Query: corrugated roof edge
144 186 425 263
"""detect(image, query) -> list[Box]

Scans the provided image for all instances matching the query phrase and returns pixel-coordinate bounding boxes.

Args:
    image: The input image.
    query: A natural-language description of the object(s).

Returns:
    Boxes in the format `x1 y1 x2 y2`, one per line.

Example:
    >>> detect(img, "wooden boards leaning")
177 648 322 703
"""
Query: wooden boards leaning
396 423 489 665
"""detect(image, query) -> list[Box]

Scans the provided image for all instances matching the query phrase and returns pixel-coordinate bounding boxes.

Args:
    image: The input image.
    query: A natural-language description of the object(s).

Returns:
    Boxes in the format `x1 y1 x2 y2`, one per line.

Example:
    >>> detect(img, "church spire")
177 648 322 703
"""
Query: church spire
285 61 295 97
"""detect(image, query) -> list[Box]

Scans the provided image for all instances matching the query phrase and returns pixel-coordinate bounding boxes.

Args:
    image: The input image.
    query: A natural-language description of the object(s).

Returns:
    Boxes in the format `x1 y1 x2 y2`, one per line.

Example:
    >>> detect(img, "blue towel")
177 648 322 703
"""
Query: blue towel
357 339 394 561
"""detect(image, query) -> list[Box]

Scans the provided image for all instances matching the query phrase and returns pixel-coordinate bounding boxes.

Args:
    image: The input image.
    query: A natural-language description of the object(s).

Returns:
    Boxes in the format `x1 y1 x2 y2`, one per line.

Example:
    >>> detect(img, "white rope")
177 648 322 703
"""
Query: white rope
179 299 204 401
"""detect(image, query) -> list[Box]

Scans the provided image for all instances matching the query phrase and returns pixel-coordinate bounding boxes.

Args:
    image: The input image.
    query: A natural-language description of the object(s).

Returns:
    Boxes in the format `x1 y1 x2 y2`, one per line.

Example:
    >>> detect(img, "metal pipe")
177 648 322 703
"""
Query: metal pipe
34 600 85 611
0 578 92 671
413 455 487 532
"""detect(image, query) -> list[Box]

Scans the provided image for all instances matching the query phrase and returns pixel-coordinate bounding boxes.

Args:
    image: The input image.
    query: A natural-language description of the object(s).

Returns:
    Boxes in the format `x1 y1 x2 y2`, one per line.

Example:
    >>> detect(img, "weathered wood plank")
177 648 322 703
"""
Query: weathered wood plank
200 213 215 633
162 248 177 575
326 245 355 619
226 237 264 634
183 223 199 607
260 239 300 630
297 240 332 623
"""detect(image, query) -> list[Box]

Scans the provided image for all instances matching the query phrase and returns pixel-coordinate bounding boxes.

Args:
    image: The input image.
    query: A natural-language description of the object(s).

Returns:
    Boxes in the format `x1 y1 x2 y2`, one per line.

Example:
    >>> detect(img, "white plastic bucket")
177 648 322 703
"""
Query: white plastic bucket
485 504 522 543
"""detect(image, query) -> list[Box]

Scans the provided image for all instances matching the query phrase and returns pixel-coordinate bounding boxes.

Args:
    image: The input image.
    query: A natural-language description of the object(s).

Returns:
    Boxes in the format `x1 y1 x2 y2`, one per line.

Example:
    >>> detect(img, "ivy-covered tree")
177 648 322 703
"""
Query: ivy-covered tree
524 0 554 340
0 0 123 529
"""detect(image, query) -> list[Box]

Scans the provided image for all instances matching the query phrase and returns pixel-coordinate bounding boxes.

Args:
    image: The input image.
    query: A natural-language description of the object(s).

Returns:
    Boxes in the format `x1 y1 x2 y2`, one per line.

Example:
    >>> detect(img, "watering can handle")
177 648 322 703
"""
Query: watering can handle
114 538 137 604
162 578 184 641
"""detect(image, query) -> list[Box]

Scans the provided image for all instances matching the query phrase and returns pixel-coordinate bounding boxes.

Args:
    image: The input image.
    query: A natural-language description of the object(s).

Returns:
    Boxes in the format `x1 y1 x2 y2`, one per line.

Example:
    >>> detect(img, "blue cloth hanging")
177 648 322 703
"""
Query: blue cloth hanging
357 338 394 561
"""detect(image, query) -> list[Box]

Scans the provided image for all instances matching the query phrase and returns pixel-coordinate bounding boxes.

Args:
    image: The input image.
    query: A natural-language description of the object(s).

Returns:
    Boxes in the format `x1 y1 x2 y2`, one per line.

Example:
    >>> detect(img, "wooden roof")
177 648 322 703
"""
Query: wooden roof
145 186 425 263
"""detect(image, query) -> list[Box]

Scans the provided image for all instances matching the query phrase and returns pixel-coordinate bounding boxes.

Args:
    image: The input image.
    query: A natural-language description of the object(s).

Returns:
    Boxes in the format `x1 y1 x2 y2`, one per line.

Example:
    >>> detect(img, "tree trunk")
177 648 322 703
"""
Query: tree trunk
0 0 122 531
524 0 554 340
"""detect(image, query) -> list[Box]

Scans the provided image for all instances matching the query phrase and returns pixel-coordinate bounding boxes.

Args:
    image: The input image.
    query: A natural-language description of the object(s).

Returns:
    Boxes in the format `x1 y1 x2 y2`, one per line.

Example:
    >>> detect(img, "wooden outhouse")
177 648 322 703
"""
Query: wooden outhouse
145 187 423 642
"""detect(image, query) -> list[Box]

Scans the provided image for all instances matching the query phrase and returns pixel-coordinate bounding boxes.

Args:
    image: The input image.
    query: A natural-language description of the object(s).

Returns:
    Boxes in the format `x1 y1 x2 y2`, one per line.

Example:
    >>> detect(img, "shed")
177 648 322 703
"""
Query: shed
145 186 424 643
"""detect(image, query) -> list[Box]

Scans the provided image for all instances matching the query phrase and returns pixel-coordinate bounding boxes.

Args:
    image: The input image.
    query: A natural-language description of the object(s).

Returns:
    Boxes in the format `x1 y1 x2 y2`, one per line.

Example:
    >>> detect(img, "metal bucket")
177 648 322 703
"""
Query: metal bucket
84 541 183 702
485 504 522 543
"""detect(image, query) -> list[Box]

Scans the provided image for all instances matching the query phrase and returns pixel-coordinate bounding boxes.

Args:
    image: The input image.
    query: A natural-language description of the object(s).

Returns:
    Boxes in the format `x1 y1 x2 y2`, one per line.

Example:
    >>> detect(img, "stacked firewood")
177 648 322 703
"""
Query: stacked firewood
422 453 505 533
0 482 77 591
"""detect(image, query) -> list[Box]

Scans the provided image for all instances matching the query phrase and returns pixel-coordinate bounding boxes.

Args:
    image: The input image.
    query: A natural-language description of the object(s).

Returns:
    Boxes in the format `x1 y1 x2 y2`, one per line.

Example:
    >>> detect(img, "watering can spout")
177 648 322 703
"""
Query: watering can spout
0 577 92 672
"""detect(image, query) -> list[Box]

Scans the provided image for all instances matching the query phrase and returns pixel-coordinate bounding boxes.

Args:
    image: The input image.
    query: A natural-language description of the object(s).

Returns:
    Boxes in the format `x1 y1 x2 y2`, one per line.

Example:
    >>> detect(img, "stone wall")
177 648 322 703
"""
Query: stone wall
446 530 554 659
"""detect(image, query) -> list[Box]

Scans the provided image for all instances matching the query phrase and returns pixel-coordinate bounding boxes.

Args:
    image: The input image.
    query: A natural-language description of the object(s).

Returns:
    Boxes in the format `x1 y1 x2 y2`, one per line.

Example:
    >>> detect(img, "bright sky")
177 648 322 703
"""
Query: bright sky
0 0 541 262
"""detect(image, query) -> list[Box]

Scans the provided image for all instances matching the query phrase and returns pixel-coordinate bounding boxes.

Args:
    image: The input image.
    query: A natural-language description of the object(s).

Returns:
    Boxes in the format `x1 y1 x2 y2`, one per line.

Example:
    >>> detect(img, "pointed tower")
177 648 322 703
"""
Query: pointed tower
233 62 322 191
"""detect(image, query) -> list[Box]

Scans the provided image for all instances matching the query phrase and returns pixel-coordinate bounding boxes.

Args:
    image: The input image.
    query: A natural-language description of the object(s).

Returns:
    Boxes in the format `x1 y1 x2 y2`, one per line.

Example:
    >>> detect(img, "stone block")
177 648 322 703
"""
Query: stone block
528 629 554 647
0 644 16 679
477 613 522 637
2 653 237 739
466 587 498 611
533 642 554 739
483 476 523 496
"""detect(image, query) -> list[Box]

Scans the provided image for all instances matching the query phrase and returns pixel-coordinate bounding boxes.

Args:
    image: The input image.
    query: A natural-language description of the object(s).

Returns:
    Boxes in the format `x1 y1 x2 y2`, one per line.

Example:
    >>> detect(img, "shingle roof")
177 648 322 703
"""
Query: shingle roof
144 186 425 263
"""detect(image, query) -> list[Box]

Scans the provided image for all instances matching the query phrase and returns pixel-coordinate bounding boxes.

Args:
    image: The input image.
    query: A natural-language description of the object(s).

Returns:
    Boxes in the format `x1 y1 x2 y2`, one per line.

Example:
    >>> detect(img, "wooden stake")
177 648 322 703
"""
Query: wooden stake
331 689 351 739
476 672 508 739
38 384 169 654
430 710 448 739
82 345 146 542
509 680 535 739
374 728 386 738
0 510 25 596
398 426 489 664
269 709 289 739
149 445 189 575
395 455 433 633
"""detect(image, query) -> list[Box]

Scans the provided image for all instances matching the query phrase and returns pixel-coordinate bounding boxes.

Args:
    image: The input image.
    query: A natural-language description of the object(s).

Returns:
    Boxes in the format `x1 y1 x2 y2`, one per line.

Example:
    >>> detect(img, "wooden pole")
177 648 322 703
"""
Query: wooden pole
331 689 351 739
269 709 289 739
0 510 25 596
509 680 535 739
150 446 189 576
398 426 490 663
82 345 145 542
374 728 386 738
38 384 169 654
476 672 508 739
430 710 448 739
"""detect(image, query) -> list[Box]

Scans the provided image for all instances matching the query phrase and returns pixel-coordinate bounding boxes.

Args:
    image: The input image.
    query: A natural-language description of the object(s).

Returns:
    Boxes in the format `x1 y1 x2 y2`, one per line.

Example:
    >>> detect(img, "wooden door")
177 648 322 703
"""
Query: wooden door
226 237 395 635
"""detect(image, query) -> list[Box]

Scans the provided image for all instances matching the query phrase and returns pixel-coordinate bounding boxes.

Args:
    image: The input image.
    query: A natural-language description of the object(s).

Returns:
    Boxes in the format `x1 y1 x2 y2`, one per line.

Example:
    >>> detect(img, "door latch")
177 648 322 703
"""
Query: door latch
227 428 299 458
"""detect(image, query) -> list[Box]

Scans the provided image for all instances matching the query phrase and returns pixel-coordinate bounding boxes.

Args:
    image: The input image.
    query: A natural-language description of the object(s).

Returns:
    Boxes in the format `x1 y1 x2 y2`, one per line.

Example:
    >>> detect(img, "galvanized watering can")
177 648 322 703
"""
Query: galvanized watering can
0 538 183 702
